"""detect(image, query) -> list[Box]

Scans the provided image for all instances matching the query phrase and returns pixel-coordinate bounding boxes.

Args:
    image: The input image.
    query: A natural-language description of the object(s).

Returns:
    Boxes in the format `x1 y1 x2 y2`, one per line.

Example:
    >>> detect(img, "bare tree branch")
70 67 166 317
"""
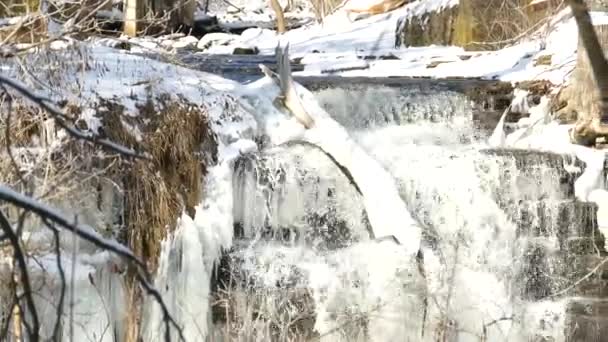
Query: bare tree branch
42 218 67 341
0 210 40 341
0 185 185 341
0 75 149 159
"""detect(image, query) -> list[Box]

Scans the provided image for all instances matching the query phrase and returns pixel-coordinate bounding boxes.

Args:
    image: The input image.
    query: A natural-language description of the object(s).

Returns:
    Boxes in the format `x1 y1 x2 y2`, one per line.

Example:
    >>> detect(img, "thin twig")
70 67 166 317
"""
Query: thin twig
0 75 148 159
0 210 40 342
550 257 608 298
0 185 185 342
43 219 66 342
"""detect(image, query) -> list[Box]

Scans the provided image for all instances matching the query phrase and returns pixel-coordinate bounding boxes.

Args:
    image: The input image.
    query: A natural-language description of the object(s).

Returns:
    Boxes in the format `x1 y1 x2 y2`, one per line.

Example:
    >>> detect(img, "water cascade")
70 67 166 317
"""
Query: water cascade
195 83 604 341
12 72 604 341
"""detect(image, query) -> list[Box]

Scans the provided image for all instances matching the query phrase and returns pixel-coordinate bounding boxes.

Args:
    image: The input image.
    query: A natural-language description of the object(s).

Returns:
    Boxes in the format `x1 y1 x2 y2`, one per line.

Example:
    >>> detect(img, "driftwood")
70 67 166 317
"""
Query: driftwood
260 44 315 128
567 0 608 145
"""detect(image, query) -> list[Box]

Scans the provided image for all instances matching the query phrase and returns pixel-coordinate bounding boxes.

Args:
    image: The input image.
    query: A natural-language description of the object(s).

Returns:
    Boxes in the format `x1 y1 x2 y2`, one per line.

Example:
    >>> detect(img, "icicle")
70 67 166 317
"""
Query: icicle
142 139 257 341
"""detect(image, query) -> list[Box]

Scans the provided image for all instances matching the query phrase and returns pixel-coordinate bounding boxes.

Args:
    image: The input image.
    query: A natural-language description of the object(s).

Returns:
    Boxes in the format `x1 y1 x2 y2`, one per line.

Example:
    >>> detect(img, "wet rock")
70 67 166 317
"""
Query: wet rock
190 14 220 37
210 244 318 341
233 45 259 55
517 242 553 300
232 145 372 245
308 84 476 130
566 298 608 341
480 149 584 203
514 201 598 239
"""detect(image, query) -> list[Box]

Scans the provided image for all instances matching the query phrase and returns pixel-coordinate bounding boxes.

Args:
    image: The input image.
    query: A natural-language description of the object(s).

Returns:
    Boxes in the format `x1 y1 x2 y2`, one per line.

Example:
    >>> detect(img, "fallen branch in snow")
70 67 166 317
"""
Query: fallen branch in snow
0 75 148 159
270 0 287 33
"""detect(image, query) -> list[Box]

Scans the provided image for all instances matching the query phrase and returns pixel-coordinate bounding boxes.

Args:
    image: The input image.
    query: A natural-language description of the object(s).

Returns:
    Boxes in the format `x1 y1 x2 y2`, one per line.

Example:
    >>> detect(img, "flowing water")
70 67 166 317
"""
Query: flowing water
144 84 592 342
19 81 597 341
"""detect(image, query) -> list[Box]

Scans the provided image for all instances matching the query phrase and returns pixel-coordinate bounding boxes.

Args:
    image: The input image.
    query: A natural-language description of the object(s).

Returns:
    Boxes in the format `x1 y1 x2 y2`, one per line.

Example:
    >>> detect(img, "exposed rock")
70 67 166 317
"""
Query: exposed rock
395 5 459 47
465 81 514 112
395 0 558 51
426 60 453 68
565 24 608 146
0 15 47 45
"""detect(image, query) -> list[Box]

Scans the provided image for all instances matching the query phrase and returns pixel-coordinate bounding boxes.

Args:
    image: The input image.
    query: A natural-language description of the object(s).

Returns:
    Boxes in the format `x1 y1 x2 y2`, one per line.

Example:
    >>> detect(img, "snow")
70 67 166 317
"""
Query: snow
182 3 605 86
495 100 608 205
0 15 28 27
73 0 605 88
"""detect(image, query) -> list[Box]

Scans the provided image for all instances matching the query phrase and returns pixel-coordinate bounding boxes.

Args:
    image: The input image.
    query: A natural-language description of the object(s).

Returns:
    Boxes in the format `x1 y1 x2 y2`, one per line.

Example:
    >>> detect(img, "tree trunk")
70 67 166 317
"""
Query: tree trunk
567 0 608 145
124 0 141 36
270 0 287 33
124 0 196 37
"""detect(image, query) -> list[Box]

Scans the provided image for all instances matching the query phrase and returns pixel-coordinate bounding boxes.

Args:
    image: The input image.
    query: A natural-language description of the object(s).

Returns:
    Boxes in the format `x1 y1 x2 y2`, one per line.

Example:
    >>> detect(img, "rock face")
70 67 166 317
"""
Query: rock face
481 148 608 341
395 4 459 48
395 0 558 50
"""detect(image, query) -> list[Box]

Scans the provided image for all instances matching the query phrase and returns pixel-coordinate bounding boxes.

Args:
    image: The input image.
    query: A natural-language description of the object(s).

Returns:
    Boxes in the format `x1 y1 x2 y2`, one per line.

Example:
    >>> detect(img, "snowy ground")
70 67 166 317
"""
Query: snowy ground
223 5 607 85
87 0 608 89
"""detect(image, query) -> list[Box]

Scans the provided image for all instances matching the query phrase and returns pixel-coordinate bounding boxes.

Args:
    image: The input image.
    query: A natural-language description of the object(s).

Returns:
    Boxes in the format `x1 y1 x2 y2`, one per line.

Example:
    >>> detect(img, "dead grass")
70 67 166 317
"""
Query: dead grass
212 263 318 342
0 104 46 148
97 97 216 270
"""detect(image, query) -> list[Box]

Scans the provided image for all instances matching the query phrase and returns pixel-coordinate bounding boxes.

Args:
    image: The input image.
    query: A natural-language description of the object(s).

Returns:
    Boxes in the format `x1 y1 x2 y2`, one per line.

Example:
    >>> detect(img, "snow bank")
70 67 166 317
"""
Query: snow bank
188 3 608 86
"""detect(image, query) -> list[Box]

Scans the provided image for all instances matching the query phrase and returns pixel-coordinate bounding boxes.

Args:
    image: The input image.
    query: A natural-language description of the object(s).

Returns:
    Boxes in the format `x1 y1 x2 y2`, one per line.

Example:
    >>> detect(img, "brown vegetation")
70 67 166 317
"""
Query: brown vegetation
75 97 217 340
97 98 216 270
396 0 562 50
454 0 562 50
0 14 47 45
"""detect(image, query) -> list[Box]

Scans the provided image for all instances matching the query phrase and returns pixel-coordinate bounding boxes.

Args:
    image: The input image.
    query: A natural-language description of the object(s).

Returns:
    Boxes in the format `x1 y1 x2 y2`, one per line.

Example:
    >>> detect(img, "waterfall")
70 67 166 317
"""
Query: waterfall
16 75 597 341
200 81 594 342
